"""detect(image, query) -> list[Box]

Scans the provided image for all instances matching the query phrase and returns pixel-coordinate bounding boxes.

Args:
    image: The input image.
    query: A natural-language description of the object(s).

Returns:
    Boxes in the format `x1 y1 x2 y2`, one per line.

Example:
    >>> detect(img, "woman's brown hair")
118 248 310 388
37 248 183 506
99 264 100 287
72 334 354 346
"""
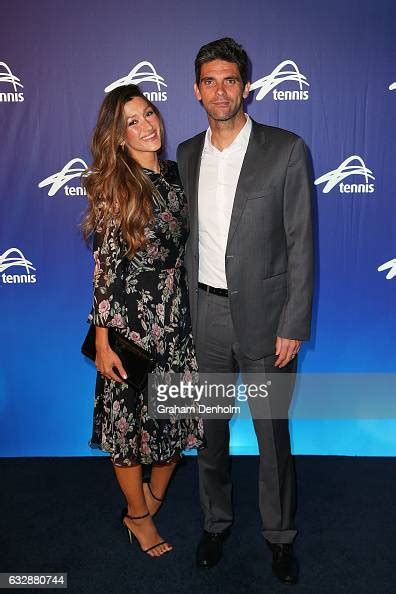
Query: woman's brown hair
81 84 164 258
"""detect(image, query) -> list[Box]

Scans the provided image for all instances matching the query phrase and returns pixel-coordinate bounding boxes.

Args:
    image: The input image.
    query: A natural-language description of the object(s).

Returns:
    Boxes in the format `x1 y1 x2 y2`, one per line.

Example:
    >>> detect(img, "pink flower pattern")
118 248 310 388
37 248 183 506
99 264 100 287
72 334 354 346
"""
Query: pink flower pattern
98 299 110 314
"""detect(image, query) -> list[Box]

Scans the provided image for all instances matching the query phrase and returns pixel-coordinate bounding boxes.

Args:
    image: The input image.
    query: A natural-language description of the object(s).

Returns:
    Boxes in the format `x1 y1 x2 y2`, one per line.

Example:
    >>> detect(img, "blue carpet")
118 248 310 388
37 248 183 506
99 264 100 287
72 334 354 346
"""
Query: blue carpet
1 456 395 593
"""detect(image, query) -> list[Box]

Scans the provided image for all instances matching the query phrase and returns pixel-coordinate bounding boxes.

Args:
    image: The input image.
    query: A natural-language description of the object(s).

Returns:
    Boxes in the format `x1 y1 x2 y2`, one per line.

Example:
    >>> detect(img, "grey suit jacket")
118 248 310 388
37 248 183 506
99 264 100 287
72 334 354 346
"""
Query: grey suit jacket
177 120 314 360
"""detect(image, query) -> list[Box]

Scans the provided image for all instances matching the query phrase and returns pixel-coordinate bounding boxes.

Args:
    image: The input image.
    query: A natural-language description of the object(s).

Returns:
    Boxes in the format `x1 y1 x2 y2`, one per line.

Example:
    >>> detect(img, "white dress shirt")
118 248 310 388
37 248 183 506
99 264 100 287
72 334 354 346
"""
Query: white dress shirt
198 114 252 289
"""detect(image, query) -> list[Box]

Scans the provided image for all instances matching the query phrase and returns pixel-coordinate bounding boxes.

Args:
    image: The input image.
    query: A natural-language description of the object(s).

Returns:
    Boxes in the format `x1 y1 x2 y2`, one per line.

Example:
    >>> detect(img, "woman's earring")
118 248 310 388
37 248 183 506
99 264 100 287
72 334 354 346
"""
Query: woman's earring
120 142 126 151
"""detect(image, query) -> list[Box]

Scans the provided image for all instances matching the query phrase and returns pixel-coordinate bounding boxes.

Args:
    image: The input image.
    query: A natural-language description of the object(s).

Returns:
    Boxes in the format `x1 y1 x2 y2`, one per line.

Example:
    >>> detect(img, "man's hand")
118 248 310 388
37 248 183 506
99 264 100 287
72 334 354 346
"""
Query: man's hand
275 337 301 368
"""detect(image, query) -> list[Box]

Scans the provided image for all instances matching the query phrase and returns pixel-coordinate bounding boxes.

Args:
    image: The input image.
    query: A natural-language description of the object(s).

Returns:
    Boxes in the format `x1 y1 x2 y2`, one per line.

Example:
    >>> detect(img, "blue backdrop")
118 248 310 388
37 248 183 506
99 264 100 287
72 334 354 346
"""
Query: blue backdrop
1 0 395 457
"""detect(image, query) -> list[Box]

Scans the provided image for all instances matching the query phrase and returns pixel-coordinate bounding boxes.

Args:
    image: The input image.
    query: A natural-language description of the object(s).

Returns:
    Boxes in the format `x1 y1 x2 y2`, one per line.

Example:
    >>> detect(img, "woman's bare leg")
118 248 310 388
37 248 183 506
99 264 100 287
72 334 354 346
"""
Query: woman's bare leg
113 463 172 556
143 459 178 516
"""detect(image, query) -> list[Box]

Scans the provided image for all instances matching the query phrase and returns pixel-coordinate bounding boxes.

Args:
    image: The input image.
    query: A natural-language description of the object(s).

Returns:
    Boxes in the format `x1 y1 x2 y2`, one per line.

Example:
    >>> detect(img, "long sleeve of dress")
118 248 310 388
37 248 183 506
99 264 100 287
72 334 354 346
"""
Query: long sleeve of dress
88 220 128 329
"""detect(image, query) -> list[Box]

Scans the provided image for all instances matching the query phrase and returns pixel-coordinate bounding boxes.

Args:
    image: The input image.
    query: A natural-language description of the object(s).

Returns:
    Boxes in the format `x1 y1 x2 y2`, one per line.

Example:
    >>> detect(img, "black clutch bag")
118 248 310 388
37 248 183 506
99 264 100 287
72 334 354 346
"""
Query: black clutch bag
81 324 155 391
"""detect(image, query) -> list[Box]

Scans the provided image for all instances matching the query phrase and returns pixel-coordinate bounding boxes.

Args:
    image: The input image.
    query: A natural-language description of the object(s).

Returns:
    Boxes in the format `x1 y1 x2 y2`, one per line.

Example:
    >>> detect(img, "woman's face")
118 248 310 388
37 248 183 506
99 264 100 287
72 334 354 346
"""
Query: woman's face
123 97 161 160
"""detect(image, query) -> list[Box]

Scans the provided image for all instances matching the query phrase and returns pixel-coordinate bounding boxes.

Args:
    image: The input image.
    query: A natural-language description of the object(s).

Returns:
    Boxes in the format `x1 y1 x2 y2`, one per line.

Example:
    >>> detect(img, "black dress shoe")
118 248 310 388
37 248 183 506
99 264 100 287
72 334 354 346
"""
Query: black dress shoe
196 530 229 568
268 543 298 584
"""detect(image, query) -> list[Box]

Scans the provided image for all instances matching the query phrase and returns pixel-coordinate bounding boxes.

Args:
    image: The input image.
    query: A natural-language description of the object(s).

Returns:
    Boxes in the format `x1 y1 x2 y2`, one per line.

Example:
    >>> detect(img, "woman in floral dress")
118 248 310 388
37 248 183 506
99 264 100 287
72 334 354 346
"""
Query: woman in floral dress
82 84 204 557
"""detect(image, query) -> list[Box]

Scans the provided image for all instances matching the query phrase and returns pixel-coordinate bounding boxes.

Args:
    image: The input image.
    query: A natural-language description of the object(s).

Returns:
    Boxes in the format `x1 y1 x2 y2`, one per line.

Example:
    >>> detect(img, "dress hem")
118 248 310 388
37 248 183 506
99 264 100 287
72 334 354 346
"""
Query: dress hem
88 438 205 467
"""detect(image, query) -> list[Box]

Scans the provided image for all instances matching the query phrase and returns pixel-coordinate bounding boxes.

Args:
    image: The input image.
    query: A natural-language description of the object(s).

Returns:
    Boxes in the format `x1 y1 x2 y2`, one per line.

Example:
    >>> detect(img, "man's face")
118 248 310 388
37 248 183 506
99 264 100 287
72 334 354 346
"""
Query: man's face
194 59 250 122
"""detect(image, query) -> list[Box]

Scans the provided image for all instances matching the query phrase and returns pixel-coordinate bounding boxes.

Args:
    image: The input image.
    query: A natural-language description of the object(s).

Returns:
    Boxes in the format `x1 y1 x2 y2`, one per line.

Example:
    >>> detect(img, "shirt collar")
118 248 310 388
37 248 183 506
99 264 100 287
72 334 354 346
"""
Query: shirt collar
204 114 252 154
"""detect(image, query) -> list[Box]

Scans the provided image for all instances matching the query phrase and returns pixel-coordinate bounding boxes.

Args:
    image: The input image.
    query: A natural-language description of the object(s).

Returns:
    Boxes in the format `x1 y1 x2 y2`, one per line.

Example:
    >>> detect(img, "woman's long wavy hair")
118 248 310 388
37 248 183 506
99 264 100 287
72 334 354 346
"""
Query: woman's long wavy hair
81 84 164 258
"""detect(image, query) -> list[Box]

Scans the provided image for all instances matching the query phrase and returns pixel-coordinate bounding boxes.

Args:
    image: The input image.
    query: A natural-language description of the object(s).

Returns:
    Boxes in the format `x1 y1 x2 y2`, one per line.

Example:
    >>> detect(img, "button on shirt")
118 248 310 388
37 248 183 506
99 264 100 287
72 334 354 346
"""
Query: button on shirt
198 115 252 289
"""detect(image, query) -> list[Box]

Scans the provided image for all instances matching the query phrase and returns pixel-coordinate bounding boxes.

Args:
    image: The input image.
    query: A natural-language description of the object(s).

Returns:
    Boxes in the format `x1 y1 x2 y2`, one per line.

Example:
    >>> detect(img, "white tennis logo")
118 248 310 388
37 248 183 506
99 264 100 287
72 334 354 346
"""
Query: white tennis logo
378 259 396 280
250 60 309 101
314 155 375 194
104 61 167 101
389 82 396 91
38 158 88 196
0 248 36 284
0 61 24 102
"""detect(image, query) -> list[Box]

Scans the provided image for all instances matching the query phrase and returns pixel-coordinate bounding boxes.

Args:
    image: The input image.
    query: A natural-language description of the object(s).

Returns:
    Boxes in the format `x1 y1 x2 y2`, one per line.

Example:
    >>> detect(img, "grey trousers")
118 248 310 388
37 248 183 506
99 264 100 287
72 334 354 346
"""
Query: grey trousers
195 287 297 544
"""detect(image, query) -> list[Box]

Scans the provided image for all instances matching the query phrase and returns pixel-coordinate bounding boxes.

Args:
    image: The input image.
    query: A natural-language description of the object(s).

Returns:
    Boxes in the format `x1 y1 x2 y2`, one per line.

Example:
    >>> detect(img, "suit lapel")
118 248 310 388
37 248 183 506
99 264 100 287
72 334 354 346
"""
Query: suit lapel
188 133 205 255
226 121 266 251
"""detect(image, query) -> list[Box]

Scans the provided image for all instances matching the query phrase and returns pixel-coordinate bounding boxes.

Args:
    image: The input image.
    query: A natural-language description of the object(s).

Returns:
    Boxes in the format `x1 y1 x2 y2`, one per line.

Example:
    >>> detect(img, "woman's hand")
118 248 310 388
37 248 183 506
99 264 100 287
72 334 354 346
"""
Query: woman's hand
95 327 127 383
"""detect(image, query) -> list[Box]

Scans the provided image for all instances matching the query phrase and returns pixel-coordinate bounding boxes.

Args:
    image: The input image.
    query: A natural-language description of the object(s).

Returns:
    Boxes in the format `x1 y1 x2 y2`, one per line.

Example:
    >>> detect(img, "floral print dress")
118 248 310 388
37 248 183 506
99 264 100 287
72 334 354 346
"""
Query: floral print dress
88 160 205 466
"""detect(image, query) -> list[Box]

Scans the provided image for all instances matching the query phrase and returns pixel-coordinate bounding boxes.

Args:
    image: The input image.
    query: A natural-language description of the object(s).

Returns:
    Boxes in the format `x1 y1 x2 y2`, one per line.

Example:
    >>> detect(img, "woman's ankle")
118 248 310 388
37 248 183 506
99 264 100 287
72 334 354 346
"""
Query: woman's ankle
126 506 149 519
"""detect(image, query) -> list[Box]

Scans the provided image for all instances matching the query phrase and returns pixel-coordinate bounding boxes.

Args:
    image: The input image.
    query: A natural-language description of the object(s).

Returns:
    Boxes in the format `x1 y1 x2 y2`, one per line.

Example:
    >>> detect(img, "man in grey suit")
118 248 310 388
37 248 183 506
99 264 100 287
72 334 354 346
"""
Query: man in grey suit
177 38 313 584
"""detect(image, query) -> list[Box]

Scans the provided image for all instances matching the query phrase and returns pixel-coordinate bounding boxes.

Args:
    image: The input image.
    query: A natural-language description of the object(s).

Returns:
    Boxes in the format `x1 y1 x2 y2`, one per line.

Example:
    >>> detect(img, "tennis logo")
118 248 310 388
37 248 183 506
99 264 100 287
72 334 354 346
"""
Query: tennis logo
0 248 36 284
378 259 396 280
314 155 375 194
38 158 88 196
0 61 24 102
250 60 309 101
390 82 396 91
105 61 167 102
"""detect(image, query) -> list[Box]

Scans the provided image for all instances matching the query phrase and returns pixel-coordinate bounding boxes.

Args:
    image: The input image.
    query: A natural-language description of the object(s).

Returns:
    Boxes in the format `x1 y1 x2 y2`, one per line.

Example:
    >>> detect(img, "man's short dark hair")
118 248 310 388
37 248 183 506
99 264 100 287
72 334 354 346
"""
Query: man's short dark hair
195 37 249 86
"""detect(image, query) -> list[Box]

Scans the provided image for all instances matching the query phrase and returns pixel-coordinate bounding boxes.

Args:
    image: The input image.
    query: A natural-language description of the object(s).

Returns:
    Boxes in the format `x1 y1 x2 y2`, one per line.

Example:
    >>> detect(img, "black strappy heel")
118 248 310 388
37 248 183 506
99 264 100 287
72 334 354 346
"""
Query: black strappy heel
121 510 170 556
145 482 164 516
